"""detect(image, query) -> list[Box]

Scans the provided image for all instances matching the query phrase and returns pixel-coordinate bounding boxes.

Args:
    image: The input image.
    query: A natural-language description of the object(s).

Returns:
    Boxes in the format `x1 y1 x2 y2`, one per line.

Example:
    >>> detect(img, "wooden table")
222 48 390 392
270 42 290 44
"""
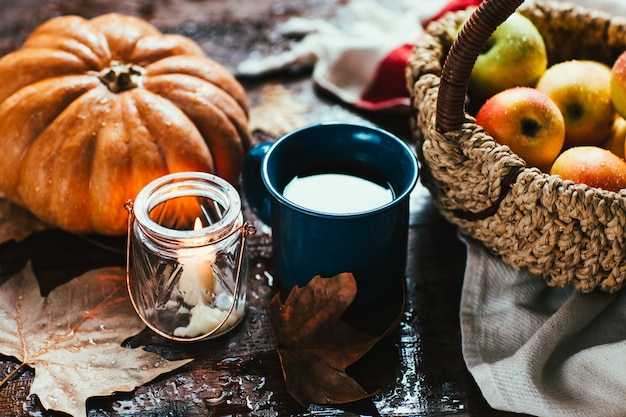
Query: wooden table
0 1 530 415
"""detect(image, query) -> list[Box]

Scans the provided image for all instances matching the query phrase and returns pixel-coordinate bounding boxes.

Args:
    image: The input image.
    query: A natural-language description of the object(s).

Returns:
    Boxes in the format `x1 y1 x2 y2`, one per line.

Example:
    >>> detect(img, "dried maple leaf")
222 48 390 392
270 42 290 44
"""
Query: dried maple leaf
0 263 192 417
0 196 50 244
267 272 402 407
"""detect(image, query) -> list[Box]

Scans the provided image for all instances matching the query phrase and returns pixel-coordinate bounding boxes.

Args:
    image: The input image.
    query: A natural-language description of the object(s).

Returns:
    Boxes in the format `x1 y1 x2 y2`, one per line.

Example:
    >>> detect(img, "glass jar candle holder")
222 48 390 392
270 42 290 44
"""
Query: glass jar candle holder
125 172 255 341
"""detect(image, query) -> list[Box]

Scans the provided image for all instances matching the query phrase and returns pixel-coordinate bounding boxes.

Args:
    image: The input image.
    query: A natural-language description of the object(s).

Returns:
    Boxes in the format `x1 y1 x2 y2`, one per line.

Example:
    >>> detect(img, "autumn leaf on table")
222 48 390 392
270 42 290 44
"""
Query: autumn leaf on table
0 263 192 417
248 84 309 138
267 272 402 407
0 197 50 244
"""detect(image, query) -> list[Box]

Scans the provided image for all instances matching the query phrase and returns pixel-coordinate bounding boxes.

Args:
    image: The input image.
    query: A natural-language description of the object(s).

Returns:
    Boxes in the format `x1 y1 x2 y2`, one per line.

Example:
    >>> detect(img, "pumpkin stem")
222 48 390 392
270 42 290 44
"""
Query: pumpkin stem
98 60 145 93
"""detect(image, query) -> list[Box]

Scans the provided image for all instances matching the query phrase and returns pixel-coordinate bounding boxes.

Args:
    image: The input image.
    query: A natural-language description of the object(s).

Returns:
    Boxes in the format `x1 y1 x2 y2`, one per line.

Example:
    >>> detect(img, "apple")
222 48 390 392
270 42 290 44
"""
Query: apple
476 86 565 172
536 60 615 147
550 146 626 192
611 50 626 120
599 115 626 158
467 12 548 106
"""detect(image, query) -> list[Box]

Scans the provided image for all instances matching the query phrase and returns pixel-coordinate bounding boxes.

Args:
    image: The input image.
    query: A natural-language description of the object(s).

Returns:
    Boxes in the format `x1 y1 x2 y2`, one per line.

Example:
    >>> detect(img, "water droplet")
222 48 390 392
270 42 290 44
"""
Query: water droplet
217 357 244 369
45 394 58 407
255 376 266 390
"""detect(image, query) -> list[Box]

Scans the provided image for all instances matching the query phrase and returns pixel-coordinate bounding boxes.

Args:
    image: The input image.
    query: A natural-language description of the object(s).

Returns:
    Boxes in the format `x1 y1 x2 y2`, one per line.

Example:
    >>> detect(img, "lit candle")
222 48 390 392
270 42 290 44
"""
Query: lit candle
175 217 244 338
178 218 216 306
173 301 242 338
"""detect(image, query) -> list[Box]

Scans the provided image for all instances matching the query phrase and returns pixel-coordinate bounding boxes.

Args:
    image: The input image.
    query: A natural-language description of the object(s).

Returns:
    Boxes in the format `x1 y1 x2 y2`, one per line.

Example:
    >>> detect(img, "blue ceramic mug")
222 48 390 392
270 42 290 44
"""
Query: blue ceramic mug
242 122 418 307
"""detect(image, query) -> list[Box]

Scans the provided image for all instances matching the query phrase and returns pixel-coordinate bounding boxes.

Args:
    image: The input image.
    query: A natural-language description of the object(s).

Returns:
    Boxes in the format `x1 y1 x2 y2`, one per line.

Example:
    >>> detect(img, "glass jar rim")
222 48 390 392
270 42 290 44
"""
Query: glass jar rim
132 171 242 247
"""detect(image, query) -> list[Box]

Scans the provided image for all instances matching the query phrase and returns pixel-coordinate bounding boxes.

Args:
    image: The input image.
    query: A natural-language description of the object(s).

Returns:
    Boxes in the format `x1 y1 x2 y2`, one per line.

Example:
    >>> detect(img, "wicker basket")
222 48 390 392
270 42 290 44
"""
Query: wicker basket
406 0 626 292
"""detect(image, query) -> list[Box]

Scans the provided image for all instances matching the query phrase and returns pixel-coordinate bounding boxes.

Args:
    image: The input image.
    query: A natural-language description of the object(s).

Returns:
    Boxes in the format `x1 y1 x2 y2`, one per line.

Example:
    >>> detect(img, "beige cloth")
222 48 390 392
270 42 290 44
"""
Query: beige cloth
460 237 626 417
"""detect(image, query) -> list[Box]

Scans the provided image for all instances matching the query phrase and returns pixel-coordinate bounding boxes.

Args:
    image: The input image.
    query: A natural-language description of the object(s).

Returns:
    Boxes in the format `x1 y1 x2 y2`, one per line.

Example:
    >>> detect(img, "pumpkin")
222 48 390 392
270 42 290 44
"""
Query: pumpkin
0 13 251 235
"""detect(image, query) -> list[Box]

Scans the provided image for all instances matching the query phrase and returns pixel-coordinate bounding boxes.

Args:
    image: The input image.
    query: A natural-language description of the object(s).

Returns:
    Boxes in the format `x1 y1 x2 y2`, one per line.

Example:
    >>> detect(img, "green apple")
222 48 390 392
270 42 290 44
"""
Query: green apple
467 12 548 106
475 86 565 172
536 60 615 147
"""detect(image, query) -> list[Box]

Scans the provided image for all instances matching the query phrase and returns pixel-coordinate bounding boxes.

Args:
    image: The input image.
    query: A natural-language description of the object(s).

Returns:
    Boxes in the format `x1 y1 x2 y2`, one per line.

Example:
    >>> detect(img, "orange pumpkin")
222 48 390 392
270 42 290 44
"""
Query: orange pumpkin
0 13 251 235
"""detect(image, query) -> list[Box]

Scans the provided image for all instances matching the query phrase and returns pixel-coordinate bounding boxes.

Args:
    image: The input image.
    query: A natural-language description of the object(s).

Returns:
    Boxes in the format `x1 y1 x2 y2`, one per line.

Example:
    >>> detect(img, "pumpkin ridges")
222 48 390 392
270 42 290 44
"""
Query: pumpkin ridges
129 87 215 171
18 89 112 233
24 35 106 70
89 92 196 234
144 73 251 153
131 34 206 66
22 15 110 70
0 49 91 104
0 75 100 204
89 88 217 235
87 14 161 63
88 96 135 234
121 92 173 208
144 55 249 115
145 77 247 185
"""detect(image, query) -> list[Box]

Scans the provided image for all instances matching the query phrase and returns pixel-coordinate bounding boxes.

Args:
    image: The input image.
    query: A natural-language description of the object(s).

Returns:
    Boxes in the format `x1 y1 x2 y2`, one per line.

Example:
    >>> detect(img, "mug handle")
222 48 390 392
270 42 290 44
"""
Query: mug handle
241 142 273 224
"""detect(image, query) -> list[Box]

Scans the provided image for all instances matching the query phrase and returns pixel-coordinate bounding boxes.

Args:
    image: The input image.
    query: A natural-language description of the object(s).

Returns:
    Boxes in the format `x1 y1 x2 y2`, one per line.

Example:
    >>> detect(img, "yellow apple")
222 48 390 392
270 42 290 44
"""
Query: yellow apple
536 60 615 147
475 86 565 172
550 146 626 192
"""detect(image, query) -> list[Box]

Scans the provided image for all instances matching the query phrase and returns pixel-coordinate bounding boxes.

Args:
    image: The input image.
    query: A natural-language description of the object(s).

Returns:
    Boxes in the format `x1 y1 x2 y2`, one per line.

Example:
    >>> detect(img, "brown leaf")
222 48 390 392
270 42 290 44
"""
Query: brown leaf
0 263 192 417
0 196 50 243
267 273 399 406
248 84 309 138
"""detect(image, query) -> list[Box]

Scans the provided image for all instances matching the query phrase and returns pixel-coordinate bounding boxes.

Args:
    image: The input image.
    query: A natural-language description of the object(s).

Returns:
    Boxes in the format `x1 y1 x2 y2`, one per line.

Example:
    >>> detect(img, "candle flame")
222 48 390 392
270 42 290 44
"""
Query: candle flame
193 217 203 231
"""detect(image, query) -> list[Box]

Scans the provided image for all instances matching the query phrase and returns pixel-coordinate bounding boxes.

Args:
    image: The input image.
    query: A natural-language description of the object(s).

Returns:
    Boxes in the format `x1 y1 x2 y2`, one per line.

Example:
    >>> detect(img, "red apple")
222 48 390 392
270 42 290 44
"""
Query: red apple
476 86 565 172
611 50 626 120
550 146 626 192
536 60 615 147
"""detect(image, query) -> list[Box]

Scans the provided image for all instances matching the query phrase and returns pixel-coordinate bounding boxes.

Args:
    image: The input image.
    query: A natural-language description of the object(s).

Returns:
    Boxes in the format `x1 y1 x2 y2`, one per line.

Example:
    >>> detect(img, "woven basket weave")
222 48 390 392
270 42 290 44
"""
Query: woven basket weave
406 0 626 292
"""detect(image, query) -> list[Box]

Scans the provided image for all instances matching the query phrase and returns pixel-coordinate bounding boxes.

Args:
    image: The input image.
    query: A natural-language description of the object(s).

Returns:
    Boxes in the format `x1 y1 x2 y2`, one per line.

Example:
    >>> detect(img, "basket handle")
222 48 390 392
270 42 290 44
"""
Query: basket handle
436 0 524 132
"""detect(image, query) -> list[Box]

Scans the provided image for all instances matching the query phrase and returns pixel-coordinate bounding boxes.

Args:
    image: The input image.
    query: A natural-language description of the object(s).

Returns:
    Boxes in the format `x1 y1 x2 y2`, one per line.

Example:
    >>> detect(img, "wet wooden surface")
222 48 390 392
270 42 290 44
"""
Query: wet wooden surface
0 1 531 416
